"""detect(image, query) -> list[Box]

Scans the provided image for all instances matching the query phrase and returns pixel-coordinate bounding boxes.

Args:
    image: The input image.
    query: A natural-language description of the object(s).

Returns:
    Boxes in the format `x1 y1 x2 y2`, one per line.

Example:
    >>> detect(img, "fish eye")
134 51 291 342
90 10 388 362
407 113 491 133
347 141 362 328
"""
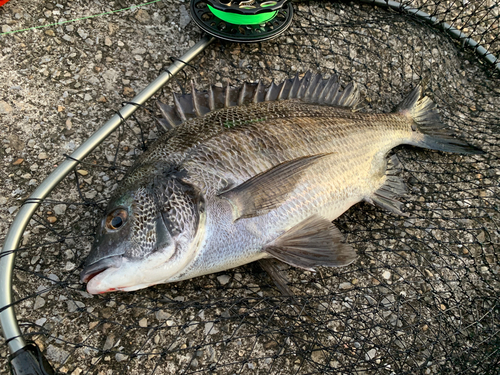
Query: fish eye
105 209 128 231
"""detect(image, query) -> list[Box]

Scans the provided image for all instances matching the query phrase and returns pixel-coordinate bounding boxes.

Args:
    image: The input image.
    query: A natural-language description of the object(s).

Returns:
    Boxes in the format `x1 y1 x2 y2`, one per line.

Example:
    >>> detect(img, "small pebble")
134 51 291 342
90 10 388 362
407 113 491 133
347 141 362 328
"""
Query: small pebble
12 158 24 165
365 348 377 361
46 345 69 364
179 5 191 28
422 324 429 331
123 87 135 97
135 9 150 23
382 271 391 280
339 282 352 290
204 322 219 335
85 191 97 199
139 318 148 327
103 335 114 351
115 353 128 362
77 169 88 176
65 262 76 271
38 152 48 160
0 100 13 113
264 341 278 350
54 204 66 215
217 275 230 285
47 274 60 282
67 300 85 313
364 295 377 305
155 309 170 321
77 28 88 40
35 317 47 326
47 216 57 224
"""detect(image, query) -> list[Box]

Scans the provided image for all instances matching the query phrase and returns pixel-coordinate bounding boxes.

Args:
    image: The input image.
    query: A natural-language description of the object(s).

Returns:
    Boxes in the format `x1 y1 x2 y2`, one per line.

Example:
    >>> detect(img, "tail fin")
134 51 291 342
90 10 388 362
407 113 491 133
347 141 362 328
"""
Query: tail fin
397 85 484 155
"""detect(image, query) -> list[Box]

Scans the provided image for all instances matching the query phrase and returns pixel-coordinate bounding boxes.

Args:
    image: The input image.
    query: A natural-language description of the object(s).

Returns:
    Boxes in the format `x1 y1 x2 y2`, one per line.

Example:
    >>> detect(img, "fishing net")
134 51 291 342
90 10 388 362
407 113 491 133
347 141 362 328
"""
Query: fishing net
1 0 499 374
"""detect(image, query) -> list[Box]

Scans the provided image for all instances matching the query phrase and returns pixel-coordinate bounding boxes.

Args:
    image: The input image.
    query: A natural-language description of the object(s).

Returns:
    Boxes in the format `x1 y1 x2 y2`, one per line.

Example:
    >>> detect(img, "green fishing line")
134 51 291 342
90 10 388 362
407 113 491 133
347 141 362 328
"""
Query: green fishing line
207 5 277 25
0 0 162 36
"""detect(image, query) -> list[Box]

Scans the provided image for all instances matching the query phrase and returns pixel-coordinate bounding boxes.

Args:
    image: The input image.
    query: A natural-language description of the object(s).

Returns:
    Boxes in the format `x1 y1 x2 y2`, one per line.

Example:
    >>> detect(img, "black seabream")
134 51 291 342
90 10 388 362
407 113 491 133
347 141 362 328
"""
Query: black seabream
80 72 483 294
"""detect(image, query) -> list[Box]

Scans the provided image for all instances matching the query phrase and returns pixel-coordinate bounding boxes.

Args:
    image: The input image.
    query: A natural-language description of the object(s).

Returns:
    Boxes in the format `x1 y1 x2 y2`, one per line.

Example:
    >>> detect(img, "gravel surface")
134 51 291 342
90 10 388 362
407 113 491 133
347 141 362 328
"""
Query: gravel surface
1 1 499 374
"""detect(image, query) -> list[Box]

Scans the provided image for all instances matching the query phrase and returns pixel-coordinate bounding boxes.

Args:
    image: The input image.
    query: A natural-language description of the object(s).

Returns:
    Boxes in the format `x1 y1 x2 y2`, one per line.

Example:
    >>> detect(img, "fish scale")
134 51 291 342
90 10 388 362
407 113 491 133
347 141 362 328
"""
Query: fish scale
80 73 483 294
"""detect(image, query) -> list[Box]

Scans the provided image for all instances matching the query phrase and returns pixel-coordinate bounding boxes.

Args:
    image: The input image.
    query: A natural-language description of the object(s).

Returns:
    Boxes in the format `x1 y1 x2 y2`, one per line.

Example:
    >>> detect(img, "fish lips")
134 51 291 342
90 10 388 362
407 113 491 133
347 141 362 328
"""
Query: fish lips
80 255 123 283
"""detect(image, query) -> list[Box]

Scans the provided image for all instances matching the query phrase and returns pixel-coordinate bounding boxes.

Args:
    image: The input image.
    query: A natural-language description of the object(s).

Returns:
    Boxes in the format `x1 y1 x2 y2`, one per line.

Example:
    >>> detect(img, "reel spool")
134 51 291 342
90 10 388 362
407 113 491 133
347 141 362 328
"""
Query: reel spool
190 0 293 43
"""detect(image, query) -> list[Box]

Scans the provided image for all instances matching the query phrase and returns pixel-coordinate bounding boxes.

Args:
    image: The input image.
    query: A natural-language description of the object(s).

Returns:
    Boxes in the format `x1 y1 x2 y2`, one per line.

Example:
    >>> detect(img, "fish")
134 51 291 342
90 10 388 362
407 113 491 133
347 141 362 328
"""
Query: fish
80 72 483 295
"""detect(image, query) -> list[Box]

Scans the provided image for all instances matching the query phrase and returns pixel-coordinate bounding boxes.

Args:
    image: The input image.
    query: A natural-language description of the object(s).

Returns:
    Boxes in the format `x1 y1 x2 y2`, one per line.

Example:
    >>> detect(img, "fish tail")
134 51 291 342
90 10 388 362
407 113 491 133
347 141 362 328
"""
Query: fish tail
397 85 484 155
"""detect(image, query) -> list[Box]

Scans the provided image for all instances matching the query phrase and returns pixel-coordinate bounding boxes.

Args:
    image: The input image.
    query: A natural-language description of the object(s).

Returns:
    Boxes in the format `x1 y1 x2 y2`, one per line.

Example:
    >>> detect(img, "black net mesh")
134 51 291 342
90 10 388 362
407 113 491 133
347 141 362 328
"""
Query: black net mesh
1 0 499 374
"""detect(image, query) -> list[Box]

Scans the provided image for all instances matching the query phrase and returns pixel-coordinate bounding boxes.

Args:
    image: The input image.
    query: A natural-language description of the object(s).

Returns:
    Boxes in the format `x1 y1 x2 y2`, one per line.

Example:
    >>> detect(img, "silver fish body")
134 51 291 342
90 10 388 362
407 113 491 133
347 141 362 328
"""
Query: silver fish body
81 73 483 294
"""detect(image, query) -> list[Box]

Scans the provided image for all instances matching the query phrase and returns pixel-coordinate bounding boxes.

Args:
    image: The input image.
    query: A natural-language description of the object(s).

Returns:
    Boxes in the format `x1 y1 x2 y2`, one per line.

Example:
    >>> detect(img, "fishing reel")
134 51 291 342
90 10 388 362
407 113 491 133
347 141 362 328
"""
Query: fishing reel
190 0 293 43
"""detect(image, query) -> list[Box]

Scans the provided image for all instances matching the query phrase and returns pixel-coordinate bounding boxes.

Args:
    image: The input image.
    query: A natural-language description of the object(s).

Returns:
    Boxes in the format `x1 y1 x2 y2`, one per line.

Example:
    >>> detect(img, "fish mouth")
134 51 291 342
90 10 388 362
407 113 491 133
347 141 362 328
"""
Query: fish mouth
80 256 123 283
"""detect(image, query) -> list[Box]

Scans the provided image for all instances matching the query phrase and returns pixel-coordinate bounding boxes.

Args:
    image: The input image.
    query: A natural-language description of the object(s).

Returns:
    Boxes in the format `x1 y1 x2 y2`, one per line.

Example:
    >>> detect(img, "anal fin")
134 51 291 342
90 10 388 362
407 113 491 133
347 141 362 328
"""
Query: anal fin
263 215 357 271
367 155 409 216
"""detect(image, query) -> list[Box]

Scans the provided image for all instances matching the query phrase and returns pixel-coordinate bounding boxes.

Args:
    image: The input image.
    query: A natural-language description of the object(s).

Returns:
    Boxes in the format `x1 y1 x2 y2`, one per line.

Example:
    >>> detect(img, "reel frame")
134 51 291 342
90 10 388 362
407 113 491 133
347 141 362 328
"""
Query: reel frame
190 0 294 43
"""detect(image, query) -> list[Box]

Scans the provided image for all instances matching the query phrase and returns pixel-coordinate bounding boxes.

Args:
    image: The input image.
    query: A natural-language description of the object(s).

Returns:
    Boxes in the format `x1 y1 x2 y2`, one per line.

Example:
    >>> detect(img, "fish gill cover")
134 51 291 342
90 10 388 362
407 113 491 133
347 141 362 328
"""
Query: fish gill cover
0 0 499 374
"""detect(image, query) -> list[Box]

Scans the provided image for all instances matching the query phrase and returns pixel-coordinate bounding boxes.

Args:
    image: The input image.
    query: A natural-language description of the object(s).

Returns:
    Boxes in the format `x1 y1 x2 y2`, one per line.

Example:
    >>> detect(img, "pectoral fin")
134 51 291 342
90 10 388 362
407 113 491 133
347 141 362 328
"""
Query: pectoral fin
263 215 357 271
218 154 332 220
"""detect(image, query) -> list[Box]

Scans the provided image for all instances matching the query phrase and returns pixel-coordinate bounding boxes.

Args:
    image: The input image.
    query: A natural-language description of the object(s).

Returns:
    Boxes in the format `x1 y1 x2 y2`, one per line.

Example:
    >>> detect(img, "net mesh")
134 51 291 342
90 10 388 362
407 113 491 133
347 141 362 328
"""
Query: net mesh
1 0 499 374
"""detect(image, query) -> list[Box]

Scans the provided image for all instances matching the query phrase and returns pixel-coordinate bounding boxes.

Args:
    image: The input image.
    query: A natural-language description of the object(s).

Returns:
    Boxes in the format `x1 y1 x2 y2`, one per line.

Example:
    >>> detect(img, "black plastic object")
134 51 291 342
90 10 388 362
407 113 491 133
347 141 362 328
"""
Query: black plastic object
9 343 55 375
190 0 293 43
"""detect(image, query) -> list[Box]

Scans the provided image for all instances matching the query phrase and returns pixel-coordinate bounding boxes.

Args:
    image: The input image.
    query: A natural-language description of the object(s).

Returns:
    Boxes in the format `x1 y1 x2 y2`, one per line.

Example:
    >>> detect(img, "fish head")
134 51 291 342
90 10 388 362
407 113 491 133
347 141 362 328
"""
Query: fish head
80 164 205 294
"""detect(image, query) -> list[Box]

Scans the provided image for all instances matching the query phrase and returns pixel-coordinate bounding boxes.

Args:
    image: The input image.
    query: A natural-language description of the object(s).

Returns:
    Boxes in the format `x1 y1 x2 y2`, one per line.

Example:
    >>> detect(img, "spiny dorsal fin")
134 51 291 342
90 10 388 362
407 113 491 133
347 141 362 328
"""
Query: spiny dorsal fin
288 74 302 98
209 85 225 111
156 101 183 129
265 81 281 102
303 73 322 101
253 80 266 103
191 81 210 117
156 72 361 127
296 71 313 99
225 84 240 108
278 78 294 100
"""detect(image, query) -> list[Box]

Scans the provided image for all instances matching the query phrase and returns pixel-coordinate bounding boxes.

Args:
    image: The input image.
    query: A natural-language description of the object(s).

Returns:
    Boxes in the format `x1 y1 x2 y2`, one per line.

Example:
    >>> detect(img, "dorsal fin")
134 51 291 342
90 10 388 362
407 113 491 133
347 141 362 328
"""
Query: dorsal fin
157 101 183 129
253 80 266 103
156 72 361 127
191 81 210 117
